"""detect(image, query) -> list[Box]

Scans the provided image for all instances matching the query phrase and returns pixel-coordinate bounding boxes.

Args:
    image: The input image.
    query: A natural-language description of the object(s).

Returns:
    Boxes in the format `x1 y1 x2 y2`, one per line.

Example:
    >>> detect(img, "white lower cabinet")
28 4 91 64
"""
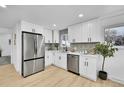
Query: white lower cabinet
45 51 67 70
45 51 53 67
79 55 97 81
59 53 67 70
53 52 67 70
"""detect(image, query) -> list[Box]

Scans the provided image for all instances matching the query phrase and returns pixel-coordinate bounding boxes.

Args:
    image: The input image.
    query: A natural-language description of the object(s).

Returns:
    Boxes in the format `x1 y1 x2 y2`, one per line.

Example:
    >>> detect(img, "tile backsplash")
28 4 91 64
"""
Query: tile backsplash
45 42 98 52
70 43 98 52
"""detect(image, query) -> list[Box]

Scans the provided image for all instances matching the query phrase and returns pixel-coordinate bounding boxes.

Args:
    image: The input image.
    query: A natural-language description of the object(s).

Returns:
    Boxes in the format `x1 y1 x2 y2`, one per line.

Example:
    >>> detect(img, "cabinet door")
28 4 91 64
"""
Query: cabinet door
88 19 104 42
68 26 75 43
74 23 82 42
45 51 53 67
86 57 97 81
53 52 57 65
68 23 82 43
60 53 67 70
53 53 59 66
35 25 44 35
53 30 59 43
45 52 50 67
88 20 98 42
82 22 89 42
79 57 87 76
44 29 52 43
21 21 34 32
58 55 62 67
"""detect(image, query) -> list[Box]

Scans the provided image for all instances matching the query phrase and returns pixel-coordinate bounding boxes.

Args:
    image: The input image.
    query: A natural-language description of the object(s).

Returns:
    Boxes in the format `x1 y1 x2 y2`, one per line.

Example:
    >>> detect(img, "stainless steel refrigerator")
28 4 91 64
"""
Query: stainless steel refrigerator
22 31 45 77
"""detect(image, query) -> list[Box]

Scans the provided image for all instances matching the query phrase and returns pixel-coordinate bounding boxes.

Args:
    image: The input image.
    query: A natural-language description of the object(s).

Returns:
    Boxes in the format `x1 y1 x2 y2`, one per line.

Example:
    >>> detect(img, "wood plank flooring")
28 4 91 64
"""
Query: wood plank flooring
0 64 124 87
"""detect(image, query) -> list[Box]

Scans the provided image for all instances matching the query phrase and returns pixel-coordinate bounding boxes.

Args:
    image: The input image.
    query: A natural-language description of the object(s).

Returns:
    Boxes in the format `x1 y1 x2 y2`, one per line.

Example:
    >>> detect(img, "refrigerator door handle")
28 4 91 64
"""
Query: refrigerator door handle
36 36 37 54
34 36 36 55
34 36 37 55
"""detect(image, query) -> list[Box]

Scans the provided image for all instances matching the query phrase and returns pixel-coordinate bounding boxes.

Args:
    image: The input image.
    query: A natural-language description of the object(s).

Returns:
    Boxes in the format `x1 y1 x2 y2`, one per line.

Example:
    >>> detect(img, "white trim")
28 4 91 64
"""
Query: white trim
99 9 124 20
108 75 124 85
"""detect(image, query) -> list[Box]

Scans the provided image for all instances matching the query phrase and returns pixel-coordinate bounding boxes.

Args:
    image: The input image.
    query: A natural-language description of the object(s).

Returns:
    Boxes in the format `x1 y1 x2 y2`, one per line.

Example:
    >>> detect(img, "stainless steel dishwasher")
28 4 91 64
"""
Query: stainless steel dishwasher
67 54 79 74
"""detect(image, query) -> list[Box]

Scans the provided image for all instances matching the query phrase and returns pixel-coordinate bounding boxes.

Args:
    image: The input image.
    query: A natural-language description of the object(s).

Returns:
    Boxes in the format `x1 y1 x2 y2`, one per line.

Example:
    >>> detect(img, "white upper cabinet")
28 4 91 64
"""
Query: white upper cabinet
20 21 45 36
34 24 44 35
53 30 59 43
68 23 82 43
44 29 52 43
82 22 89 42
20 21 54 43
20 21 35 32
87 19 104 42
68 19 104 43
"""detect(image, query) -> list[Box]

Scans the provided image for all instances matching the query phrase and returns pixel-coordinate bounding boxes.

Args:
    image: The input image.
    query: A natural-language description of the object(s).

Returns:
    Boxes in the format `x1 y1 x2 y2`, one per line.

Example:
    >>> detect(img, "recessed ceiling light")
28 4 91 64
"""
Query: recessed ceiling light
53 24 56 27
0 5 7 8
78 14 84 18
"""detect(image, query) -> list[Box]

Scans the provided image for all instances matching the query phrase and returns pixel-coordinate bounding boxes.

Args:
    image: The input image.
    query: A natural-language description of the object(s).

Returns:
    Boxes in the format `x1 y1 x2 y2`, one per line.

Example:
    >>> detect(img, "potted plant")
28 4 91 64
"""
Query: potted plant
94 42 118 80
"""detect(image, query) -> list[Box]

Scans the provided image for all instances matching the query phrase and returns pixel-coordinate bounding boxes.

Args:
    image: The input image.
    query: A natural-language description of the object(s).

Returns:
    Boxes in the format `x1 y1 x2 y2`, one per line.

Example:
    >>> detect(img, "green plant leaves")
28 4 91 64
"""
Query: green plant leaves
94 42 118 71
94 43 118 58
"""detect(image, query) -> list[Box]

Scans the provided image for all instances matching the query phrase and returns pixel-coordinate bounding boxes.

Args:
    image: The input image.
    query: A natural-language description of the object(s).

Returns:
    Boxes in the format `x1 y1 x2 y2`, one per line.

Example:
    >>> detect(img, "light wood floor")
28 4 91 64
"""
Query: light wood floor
0 64 124 87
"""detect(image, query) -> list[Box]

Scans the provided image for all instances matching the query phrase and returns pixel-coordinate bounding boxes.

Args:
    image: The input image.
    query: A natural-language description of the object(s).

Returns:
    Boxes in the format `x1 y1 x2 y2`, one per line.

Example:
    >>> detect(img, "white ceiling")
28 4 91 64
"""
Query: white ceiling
0 5 124 30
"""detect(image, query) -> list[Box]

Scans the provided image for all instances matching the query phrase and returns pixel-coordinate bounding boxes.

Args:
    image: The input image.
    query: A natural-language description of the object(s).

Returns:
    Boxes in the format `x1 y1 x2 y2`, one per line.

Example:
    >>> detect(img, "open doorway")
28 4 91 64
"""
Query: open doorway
0 28 12 66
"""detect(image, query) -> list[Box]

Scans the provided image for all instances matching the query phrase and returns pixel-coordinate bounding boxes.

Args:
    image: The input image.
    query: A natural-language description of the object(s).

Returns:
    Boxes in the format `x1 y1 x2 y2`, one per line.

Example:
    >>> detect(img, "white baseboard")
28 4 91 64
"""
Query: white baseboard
108 75 124 85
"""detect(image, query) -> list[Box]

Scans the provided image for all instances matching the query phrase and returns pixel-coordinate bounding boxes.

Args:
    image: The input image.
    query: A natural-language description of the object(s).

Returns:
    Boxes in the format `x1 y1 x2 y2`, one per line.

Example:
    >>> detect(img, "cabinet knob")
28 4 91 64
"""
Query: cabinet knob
87 62 88 66
32 28 35 32
72 39 76 43
59 56 61 60
90 37 91 42
84 61 86 66
88 38 89 42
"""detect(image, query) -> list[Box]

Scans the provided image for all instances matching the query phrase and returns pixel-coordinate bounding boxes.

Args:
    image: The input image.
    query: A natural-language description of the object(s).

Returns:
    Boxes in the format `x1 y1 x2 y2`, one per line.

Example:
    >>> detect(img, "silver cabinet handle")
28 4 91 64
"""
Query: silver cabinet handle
88 38 90 42
90 37 91 42
34 36 37 55
84 61 86 66
47 56 49 58
72 39 76 43
59 56 61 60
35 37 37 54
87 62 88 66
32 28 35 32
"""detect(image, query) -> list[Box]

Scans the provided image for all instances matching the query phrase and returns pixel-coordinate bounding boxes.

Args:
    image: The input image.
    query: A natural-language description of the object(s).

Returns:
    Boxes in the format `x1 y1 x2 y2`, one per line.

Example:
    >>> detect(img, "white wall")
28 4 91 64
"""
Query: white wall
105 49 124 84
98 11 124 84
0 27 12 56
0 34 11 56
0 27 11 34
12 20 44 75
11 22 21 74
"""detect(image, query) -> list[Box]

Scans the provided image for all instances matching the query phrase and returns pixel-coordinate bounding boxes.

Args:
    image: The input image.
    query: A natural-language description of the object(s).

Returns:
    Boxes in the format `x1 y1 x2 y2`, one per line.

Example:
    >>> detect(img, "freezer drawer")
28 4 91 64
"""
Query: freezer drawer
23 60 34 77
34 58 44 73
67 54 79 74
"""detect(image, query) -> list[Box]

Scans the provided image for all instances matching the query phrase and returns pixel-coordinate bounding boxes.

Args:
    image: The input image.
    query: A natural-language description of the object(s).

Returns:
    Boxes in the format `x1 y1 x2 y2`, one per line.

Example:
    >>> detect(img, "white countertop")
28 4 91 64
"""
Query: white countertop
45 50 99 57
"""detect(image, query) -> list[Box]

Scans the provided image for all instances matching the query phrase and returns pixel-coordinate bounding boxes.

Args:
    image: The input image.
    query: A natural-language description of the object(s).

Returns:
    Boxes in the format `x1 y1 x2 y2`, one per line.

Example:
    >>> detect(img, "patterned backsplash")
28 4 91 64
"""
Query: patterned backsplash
70 43 98 52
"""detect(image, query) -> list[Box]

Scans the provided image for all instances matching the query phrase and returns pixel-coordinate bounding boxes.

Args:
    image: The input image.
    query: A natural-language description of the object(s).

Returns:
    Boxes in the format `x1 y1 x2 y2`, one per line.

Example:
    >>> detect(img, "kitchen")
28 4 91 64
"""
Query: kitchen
0 5 124 87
